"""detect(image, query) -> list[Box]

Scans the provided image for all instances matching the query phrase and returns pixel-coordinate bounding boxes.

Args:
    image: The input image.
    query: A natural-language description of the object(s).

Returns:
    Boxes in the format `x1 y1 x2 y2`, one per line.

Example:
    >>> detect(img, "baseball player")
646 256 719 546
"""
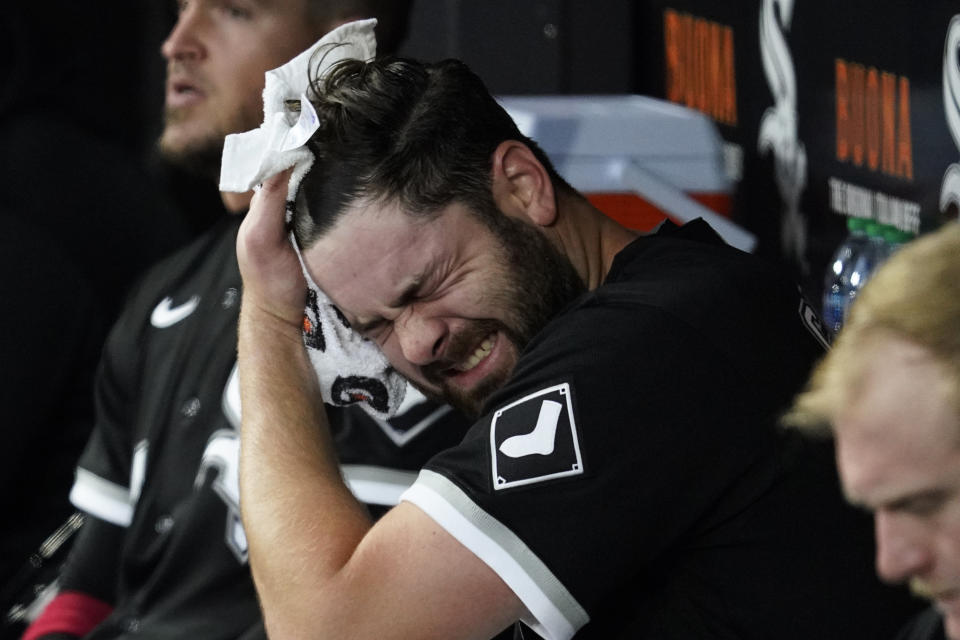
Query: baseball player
234 56 922 639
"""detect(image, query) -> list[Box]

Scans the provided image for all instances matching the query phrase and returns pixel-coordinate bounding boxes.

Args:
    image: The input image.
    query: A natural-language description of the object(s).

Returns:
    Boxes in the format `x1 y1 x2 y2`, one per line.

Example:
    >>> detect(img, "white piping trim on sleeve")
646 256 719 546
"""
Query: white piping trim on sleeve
401 470 588 640
69 468 135 527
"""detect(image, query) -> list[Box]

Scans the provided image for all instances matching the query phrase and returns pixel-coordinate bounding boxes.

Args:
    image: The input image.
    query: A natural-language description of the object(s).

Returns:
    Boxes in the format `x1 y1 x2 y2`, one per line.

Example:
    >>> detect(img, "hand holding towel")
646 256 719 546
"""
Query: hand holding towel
220 19 407 417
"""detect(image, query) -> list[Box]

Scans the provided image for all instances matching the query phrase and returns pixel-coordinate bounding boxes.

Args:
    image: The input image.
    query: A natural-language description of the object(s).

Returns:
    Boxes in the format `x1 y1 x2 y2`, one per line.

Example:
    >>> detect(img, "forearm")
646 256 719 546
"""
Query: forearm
237 301 373 635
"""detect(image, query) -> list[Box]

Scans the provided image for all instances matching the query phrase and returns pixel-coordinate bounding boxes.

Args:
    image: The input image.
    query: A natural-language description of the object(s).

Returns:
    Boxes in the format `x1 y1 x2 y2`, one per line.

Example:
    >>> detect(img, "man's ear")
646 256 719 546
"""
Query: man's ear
491 140 557 227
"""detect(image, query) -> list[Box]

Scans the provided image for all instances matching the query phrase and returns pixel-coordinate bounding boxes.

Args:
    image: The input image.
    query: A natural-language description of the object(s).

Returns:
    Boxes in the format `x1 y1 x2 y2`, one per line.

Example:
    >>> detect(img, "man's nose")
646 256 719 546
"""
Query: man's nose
161 3 206 62
394 310 446 367
874 511 933 584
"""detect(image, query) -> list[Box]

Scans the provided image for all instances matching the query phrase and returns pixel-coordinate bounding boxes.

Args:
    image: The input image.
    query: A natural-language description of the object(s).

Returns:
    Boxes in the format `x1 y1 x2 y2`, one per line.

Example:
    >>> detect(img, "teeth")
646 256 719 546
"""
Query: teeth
458 336 494 372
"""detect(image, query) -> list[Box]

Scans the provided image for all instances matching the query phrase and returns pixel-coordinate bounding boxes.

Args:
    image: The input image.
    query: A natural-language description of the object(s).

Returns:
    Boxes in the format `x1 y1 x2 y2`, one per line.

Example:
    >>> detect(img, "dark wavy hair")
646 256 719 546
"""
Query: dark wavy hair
292 56 569 248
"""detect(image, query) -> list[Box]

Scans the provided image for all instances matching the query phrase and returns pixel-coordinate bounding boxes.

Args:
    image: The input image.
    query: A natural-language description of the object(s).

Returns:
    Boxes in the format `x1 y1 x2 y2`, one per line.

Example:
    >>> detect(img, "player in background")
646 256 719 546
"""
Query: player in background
19 3 472 639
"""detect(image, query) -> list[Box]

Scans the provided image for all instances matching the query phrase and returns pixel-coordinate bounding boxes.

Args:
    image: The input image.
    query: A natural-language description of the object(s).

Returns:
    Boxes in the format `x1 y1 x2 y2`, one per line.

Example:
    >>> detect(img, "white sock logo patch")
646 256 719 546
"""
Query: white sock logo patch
490 383 584 490
499 400 563 458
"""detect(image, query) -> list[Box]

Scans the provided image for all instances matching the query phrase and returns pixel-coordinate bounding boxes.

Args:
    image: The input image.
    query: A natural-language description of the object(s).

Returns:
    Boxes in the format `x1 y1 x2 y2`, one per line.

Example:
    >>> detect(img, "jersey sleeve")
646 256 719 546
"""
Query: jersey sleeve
401 303 783 639
68 294 147 528
58 516 123 601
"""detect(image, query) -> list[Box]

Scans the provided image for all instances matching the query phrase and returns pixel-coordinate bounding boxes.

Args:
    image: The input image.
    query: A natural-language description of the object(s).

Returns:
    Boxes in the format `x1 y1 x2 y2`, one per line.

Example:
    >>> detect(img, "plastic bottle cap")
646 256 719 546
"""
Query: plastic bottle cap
847 216 868 232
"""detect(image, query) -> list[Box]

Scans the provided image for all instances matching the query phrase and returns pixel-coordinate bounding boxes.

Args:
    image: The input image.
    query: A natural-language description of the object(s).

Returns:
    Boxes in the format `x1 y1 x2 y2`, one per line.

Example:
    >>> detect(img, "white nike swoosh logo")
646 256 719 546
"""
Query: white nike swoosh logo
499 400 563 458
151 295 201 328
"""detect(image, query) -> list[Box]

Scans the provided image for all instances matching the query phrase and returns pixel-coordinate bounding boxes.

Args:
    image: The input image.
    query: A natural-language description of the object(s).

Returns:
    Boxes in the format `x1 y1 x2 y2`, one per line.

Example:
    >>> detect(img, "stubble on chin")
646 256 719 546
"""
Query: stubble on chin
158 110 227 180
442 367 514 419
418 320 521 418
406 374 508 421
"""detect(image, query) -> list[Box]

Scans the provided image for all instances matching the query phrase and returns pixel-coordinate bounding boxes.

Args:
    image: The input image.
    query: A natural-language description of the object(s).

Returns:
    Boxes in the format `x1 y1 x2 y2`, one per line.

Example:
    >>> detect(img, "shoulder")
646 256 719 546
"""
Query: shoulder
119 215 242 318
97 215 242 364
137 215 242 292
520 225 828 405
603 223 803 318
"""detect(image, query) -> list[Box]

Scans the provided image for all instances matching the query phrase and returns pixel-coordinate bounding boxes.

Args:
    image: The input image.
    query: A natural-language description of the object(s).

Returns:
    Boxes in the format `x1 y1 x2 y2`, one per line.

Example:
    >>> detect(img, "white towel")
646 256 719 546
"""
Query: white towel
219 19 407 417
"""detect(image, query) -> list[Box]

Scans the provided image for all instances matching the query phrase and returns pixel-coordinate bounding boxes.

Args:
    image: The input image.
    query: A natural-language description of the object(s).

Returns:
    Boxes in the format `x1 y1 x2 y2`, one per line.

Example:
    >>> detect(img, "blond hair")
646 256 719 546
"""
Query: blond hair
784 222 960 433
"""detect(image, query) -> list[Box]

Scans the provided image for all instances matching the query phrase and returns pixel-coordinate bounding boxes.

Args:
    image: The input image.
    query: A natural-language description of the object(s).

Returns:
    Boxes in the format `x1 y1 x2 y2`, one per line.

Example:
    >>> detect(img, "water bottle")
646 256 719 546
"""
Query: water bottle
844 221 886 318
822 217 869 338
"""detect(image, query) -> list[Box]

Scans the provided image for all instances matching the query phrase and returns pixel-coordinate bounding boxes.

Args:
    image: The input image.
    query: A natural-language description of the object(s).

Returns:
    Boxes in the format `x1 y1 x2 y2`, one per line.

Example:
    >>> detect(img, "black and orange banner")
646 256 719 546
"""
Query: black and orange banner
634 0 959 297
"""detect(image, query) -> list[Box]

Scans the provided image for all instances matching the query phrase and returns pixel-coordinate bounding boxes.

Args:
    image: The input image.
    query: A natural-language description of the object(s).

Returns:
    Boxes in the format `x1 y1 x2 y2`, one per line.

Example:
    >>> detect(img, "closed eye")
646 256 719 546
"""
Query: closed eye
353 317 386 335
888 490 950 517
218 0 253 19
353 317 394 345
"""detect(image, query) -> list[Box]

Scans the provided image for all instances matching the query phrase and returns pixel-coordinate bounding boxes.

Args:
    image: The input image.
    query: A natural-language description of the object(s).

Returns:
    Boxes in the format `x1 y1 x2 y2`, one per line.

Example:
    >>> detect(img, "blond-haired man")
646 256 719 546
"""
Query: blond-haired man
788 223 960 640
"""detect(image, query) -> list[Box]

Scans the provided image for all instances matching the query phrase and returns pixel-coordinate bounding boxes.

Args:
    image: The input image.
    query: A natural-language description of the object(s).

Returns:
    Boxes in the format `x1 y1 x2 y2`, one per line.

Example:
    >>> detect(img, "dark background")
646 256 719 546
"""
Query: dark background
401 0 960 299
6 0 960 299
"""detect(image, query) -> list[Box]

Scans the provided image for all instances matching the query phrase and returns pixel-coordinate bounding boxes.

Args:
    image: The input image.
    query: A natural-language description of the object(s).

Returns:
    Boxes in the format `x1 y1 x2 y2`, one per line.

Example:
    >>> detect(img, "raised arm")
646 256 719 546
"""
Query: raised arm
235 174 524 639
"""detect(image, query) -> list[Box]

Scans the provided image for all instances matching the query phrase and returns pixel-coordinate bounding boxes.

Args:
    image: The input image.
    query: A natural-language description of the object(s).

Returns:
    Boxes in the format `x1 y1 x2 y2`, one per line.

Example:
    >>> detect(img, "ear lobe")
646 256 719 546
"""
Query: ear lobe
490 140 557 227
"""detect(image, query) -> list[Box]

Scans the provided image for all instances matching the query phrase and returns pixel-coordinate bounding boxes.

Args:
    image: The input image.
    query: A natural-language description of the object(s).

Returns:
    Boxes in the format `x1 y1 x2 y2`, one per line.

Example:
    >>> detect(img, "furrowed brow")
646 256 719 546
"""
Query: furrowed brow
886 488 950 515
352 277 425 333
388 279 423 309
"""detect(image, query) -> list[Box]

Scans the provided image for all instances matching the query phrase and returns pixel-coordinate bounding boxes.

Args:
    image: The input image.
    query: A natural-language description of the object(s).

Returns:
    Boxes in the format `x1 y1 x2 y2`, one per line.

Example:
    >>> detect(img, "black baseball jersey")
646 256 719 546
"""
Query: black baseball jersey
401 220 917 639
66 214 470 639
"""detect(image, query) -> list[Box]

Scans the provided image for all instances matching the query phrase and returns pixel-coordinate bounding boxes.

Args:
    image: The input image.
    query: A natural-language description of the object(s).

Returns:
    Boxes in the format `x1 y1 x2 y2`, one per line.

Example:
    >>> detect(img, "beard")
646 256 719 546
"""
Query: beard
484 210 587 348
418 318 520 418
419 209 587 417
157 106 226 180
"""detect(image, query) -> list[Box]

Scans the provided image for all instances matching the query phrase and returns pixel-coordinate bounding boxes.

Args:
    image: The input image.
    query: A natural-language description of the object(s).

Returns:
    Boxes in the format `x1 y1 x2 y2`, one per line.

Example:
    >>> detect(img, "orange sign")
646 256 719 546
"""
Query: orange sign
664 9 738 127
835 58 913 180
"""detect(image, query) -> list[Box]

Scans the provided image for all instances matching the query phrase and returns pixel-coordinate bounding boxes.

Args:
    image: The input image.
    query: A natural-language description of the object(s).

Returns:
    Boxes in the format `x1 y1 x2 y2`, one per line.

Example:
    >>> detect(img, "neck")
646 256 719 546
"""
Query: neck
552 189 639 290
222 190 254 213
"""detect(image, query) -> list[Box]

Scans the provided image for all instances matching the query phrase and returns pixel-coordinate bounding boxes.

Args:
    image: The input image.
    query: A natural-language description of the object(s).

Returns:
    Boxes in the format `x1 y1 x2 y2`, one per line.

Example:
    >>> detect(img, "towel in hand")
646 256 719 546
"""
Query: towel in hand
219 19 407 418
